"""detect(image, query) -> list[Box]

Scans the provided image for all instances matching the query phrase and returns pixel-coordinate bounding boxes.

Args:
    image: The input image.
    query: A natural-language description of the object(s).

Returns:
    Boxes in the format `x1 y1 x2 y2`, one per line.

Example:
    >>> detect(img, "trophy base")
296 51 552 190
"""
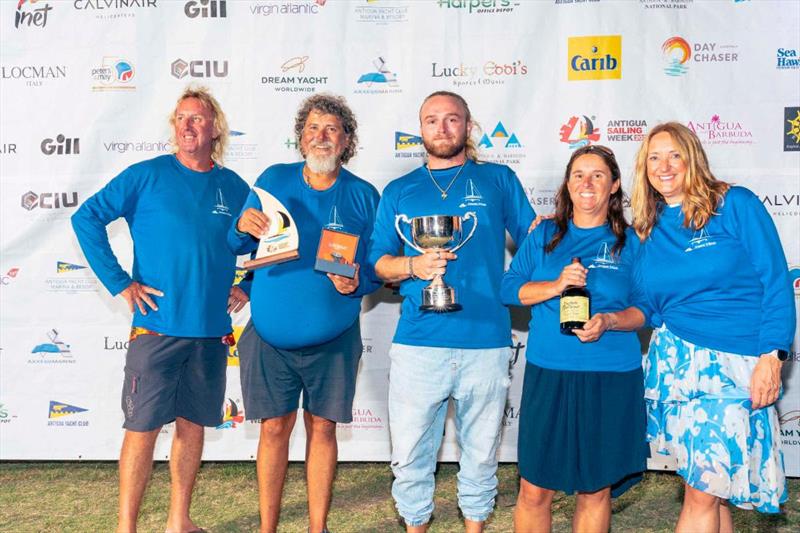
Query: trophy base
244 250 299 270
420 285 461 313
420 303 462 313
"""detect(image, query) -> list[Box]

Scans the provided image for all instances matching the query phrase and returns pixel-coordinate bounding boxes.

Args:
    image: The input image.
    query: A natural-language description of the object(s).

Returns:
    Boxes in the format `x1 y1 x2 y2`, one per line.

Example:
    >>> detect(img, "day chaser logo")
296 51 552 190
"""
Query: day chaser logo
662 36 740 76
185 0 226 18
560 115 600 149
785 107 800 152
91 57 135 91
568 35 621 81
15 0 52 29
662 36 691 76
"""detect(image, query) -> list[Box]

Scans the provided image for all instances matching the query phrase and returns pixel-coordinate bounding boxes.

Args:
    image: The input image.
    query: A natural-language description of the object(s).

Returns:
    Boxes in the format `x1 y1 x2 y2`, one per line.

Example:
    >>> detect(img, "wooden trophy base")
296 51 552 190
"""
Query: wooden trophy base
244 250 299 270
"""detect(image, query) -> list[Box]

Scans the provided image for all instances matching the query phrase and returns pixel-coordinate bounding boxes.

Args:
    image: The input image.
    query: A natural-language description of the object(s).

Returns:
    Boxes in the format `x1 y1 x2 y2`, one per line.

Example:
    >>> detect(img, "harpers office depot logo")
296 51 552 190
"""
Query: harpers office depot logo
568 35 621 81
436 0 520 15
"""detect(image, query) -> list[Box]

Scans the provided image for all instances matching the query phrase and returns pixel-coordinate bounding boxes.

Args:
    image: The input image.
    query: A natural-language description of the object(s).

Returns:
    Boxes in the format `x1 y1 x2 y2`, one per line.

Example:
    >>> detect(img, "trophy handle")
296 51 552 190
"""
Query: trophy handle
450 211 477 253
395 214 424 254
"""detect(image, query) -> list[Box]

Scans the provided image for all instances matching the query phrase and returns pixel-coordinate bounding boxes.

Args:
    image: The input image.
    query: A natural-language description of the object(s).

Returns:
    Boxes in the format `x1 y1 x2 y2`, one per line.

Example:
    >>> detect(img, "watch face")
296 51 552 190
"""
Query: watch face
777 349 789 361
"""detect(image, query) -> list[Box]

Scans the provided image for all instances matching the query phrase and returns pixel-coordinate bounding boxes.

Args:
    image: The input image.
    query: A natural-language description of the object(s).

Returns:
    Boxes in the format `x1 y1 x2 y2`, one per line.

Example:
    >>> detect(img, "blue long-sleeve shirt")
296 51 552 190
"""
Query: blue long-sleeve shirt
501 220 647 372
228 162 381 350
71 154 250 337
367 160 534 349
637 186 795 355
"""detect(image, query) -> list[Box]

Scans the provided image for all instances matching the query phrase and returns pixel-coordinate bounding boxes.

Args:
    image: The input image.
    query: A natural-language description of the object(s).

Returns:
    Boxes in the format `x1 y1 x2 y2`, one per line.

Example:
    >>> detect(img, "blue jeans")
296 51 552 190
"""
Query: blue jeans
388 343 512 526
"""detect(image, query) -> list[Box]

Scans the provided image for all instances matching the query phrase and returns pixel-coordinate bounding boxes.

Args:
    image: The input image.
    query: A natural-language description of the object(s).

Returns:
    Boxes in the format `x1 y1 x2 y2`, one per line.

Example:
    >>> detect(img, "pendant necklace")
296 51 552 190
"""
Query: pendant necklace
427 161 466 200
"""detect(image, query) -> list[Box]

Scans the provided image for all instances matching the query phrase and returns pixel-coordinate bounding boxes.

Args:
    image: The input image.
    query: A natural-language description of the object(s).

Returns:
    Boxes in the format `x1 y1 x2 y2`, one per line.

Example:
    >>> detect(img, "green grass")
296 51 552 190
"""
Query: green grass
0 463 797 532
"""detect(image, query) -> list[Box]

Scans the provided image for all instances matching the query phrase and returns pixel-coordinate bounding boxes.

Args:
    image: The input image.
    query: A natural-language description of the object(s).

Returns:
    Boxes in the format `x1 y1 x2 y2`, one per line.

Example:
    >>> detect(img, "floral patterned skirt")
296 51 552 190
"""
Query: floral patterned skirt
644 326 787 513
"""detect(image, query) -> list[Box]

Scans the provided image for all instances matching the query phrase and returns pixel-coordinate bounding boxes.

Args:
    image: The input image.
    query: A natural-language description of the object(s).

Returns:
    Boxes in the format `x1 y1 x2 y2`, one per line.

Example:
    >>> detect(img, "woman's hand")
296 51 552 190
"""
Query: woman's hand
553 261 587 293
750 354 783 409
574 313 614 343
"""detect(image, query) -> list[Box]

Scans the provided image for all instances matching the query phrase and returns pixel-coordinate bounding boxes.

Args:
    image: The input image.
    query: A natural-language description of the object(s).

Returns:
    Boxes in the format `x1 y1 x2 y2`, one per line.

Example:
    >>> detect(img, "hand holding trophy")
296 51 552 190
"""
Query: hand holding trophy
395 212 477 312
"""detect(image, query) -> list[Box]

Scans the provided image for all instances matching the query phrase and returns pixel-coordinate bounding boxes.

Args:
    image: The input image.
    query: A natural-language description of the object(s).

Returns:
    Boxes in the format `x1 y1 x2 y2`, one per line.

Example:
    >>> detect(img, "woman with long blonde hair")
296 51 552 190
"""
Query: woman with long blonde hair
631 122 794 532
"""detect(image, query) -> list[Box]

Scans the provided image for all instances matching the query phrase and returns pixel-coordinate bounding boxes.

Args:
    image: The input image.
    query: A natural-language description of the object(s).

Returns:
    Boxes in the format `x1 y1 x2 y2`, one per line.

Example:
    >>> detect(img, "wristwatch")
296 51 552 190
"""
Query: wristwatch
766 349 790 361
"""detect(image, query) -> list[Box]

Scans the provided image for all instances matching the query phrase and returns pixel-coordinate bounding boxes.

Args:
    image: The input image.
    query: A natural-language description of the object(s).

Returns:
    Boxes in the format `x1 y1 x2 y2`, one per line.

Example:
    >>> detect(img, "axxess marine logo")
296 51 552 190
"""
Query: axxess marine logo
14 0 52 29
687 115 753 145
48 401 89 426
91 57 135 91
785 107 800 152
250 0 325 16
436 0 520 15
662 36 739 76
1 65 66 87
21 191 79 211
41 135 80 155
30 329 75 364
394 131 425 159
355 56 401 94
216 398 244 429
560 115 600 149
568 35 622 81
185 0 226 18
171 58 228 79
261 56 329 93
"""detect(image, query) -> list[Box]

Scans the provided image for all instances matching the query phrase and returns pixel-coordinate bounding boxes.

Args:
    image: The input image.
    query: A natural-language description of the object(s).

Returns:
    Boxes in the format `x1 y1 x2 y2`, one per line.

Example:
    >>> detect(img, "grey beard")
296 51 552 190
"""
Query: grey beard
305 152 339 174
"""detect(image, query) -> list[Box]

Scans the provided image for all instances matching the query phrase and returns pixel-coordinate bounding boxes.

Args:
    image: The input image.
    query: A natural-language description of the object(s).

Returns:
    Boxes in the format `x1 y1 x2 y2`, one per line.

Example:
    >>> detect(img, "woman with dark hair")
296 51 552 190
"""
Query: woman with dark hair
631 122 793 531
502 145 649 532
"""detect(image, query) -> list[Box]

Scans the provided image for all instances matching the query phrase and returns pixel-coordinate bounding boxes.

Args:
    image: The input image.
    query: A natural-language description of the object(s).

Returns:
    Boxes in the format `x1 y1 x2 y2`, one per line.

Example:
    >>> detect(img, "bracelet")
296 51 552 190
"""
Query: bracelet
408 256 417 280
605 312 619 331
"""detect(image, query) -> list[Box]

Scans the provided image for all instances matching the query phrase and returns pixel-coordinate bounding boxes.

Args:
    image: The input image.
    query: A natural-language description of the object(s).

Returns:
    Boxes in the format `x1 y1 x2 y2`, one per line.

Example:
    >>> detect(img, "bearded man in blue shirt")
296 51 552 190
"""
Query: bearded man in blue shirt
368 91 535 532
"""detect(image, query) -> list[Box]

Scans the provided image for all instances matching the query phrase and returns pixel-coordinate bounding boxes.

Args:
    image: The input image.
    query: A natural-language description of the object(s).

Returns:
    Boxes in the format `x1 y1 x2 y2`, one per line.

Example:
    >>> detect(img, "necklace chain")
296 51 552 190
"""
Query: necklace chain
427 161 466 200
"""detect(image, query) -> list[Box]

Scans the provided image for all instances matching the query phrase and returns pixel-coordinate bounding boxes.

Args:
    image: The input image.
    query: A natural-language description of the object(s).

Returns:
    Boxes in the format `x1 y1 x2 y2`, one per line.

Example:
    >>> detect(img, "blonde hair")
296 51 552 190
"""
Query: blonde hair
169 85 230 167
631 122 729 240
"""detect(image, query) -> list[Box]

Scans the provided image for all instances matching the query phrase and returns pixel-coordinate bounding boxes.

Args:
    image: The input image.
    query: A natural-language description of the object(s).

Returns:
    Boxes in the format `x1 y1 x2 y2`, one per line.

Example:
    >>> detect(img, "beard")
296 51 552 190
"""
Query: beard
423 131 468 159
304 141 341 174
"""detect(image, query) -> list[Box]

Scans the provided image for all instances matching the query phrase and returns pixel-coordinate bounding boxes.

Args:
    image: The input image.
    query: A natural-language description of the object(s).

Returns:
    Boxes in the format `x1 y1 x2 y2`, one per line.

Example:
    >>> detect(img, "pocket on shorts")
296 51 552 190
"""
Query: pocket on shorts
122 368 141 421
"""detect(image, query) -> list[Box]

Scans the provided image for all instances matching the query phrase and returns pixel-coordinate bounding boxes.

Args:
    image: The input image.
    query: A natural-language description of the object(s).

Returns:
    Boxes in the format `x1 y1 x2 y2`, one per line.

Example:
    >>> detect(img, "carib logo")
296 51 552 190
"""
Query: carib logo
568 35 621 81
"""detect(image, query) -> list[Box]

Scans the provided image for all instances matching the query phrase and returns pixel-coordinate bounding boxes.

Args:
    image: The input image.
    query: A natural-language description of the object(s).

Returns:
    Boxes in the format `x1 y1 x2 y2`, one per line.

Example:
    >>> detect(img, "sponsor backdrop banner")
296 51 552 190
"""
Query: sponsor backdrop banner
1 0 798 474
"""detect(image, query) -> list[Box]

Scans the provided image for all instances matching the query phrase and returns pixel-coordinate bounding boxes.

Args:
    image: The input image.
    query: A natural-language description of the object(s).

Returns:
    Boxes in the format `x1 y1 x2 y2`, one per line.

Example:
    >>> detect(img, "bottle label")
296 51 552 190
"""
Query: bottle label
560 296 589 322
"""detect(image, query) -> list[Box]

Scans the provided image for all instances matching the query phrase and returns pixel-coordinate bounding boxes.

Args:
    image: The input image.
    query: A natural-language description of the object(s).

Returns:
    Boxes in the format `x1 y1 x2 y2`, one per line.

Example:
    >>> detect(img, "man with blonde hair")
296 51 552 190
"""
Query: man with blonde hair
72 85 250 533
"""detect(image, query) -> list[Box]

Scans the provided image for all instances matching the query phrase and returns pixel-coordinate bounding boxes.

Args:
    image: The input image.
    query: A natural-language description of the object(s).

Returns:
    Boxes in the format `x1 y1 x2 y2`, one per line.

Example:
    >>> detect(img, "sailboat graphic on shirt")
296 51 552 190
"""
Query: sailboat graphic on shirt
325 205 344 230
684 227 716 252
459 179 486 208
211 188 231 216
588 242 619 270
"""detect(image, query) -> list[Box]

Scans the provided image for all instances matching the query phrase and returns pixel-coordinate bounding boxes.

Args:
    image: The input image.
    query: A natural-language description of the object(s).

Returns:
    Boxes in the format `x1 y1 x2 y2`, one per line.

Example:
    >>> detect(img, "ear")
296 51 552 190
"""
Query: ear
611 179 621 194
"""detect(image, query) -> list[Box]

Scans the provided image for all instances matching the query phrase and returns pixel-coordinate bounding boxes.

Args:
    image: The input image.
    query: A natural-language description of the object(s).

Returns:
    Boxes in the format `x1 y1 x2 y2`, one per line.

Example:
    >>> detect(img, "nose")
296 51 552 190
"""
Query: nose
657 157 670 172
580 175 593 188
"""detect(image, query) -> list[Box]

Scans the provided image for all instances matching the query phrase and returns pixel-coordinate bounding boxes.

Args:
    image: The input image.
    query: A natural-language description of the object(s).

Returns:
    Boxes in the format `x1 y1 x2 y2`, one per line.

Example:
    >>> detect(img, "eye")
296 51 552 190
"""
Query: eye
670 153 682 160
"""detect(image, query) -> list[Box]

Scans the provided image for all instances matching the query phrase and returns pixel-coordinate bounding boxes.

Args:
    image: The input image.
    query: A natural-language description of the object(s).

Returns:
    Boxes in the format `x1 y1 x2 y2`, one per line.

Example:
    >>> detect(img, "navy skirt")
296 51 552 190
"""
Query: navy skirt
517 362 647 497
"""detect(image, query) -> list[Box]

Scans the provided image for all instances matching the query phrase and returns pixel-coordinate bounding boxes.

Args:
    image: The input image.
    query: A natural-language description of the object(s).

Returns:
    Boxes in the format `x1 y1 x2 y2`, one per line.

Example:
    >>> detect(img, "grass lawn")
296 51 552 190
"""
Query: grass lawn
0 462 797 532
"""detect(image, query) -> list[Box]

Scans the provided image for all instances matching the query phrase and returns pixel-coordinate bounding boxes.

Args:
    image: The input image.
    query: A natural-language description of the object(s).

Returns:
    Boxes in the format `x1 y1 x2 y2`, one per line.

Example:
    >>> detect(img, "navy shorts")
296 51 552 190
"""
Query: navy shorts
122 335 228 432
238 319 362 423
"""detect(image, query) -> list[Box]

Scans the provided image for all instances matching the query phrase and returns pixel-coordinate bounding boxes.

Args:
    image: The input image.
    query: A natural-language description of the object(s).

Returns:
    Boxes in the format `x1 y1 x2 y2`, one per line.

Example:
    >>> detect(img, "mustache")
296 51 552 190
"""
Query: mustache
309 141 335 149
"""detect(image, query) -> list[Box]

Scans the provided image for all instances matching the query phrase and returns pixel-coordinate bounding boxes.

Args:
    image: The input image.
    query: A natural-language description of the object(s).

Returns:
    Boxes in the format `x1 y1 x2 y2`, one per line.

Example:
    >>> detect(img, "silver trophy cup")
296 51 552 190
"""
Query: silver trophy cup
395 213 477 312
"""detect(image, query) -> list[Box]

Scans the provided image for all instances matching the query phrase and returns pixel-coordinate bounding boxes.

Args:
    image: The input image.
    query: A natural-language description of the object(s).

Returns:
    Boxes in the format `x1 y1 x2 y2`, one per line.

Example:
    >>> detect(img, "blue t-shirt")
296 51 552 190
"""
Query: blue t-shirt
367 160 535 349
228 162 381 350
637 186 795 356
71 154 250 337
501 220 646 372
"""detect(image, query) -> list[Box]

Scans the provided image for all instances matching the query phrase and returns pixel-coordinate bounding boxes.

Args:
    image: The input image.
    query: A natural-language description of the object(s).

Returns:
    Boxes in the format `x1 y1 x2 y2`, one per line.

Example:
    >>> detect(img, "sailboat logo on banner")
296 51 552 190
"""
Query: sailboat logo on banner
459 179 486 208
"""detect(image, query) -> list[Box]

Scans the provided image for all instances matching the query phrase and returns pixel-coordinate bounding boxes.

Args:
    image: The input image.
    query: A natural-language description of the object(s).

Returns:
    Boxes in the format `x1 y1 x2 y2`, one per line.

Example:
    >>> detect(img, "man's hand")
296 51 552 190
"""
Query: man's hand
410 250 457 281
528 213 554 233
574 313 613 343
750 354 783 409
120 281 163 315
236 208 271 239
228 285 249 313
328 264 360 295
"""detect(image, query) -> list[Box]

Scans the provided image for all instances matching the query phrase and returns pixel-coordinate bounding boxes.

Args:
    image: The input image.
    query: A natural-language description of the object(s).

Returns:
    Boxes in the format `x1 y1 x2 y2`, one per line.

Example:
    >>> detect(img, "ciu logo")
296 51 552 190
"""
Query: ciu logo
41 134 79 155
185 0 227 18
